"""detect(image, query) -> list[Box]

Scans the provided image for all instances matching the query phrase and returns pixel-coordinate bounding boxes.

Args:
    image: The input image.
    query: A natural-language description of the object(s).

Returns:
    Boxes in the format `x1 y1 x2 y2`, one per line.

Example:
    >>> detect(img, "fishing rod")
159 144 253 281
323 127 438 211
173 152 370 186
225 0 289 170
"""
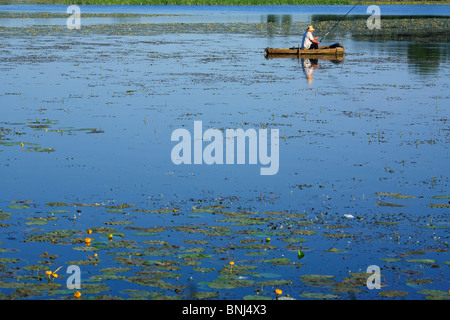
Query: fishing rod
319 3 359 42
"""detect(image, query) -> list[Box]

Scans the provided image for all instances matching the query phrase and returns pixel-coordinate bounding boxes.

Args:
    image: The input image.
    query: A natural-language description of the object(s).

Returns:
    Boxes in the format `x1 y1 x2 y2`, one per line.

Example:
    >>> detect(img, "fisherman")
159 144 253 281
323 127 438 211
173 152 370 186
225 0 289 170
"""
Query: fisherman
301 25 320 50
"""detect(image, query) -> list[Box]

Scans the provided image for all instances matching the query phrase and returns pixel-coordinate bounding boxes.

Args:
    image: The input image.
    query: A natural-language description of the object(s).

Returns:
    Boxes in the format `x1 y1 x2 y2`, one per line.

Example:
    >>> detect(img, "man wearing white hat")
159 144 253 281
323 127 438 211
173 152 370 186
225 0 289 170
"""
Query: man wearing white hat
301 25 320 50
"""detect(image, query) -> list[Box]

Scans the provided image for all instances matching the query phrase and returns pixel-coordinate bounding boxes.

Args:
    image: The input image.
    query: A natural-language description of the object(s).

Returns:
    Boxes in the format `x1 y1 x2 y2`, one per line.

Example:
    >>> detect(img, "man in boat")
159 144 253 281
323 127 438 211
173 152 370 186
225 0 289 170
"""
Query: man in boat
301 25 320 50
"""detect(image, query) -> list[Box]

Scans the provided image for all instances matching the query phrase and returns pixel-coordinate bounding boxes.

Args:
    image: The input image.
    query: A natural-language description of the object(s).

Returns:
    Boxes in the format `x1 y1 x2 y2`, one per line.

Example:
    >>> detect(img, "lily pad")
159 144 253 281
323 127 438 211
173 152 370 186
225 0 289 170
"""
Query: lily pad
300 292 340 300
106 209 123 213
257 279 292 286
45 202 68 207
0 258 20 263
104 221 133 225
378 290 409 298
8 204 30 210
429 204 450 208
380 258 402 262
192 267 215 273
47 210 70 214
406 259 437 264
431 195 450 199
264 258 291 265
417 289 450 300
24 264 50 271
324 247 345 253
243 295 272 300
190 291 220 299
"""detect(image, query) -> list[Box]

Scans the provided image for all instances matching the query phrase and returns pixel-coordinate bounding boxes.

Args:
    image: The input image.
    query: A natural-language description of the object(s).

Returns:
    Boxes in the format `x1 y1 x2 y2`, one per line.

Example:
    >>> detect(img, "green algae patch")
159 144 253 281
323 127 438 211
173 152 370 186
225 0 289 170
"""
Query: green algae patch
121 289 164 300
378 290 409 298
429 204 450 208
104 221 133 225
376 203 405 207
192 208 214 213
322 233 353 239
380 258 402 263
405 279 433 286
92 227 116 234
142 240 169 246
47 210 70 214
325 248 345 253
184 240 209 245
45 202 68 207
106 209 123 213
256 279 292 286
374 192 415 199
264 258 291 265
8 204 30 210
406 259 437 264
244 252 269 256
208 276 254 289
282 237 307 244
300 292 340 300
301 274 336 287
231 243 277 250
290 229 316 235
0 258 20 263
417 290 450 300
26 217 58 226
24 264 50 271
218 264 258 276
177 253 212 260
192 267 215 273
73 246 99 252
106 203 136 209
431 195 450 199
190 291 220 299
243 294 272 300
0 213 12 220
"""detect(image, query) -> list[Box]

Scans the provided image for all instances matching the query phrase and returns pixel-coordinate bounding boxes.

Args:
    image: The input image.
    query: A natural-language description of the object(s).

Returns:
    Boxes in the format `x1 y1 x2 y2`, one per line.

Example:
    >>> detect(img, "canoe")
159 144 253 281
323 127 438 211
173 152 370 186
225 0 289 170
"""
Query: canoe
265 45 344 56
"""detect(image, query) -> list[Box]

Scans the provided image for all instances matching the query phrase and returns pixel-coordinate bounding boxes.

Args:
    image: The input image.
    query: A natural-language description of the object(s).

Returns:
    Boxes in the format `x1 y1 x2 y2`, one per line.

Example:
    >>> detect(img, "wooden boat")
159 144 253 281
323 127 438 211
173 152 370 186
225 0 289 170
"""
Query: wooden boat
265 45 344 56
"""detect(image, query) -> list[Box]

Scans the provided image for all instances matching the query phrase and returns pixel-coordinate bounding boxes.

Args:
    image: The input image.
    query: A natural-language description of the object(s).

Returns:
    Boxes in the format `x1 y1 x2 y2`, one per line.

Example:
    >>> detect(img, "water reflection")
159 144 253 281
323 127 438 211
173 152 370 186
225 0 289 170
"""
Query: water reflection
301 58 319 85
406 42 449 76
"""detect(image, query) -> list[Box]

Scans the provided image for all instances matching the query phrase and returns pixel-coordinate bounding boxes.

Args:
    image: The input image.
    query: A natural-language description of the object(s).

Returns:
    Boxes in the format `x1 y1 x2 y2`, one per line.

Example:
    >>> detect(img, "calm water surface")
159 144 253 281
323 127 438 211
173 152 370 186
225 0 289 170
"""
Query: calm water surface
0 5 448 300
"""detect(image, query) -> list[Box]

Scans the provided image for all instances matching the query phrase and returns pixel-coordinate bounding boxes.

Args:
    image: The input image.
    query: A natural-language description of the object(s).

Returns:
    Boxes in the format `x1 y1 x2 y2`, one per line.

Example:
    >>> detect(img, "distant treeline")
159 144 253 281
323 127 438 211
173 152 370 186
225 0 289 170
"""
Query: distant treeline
1 0 448 5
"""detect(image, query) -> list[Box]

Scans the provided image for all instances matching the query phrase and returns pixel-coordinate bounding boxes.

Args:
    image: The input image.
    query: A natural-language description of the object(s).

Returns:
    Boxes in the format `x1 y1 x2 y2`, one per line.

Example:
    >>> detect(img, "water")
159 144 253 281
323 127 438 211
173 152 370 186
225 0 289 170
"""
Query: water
0 5 449 300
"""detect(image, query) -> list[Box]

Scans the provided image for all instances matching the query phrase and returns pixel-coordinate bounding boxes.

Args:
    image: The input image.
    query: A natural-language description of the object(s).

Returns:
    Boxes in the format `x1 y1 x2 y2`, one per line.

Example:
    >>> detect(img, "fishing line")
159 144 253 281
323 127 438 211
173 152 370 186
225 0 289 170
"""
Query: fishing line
319 2 361 42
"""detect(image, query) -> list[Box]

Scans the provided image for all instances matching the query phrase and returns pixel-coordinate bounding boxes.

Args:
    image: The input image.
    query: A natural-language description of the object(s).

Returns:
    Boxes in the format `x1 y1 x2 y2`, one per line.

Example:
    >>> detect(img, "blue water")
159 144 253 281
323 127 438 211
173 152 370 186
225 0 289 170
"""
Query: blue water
0 5 448 300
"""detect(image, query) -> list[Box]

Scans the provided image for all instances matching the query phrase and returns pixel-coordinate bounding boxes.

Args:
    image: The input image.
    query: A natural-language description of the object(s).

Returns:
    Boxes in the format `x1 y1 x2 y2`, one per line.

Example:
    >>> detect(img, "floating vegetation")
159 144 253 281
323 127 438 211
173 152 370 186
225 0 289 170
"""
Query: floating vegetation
405 259 437 264
190 291 220 300
374 192 416 199
324 247 344 253
417 290 450 300
264 258 292 265
378 290 409 298
8 204 30 210
300 292 340 300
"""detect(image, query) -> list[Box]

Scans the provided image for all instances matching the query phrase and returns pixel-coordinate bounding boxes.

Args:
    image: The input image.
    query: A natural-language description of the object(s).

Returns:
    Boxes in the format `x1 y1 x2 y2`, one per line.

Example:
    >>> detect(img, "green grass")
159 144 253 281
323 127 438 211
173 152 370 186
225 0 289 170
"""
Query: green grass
1 0 448 5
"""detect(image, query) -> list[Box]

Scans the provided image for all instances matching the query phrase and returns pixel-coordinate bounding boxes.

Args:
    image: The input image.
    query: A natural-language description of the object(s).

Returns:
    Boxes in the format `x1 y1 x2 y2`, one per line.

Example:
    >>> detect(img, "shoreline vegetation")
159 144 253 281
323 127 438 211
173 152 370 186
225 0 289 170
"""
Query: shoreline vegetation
0 0 448 6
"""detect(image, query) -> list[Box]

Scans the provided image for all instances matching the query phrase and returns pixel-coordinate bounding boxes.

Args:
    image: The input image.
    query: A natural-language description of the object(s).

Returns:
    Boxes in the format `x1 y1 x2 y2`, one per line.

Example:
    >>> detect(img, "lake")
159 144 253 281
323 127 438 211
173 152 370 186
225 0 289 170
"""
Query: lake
0 4 449 300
